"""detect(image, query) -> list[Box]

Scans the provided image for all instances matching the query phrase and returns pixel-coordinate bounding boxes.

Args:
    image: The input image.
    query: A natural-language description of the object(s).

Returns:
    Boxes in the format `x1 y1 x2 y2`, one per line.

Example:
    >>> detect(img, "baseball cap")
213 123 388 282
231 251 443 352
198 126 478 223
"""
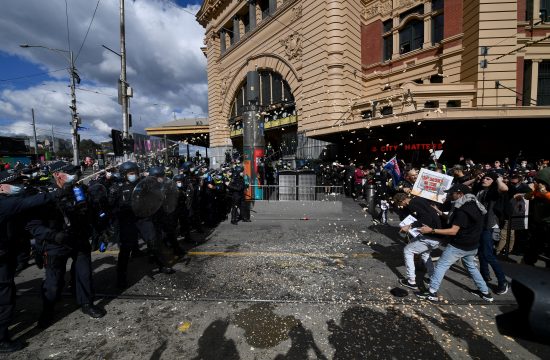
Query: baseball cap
444 183 471 194
48 161 79 174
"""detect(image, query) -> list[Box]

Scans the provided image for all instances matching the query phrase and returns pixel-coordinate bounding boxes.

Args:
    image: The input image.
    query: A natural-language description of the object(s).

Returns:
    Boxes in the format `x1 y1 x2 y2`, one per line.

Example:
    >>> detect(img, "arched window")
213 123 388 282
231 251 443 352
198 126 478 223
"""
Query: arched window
228 70 295 127
399 19 423 54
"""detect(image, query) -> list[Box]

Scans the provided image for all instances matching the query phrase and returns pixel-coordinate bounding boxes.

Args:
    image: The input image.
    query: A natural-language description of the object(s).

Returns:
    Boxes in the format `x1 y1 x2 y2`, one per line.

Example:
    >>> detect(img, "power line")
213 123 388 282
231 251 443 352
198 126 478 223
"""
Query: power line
75 0 102 62
488 34 550 64
0 68 68 83
64 0 72 54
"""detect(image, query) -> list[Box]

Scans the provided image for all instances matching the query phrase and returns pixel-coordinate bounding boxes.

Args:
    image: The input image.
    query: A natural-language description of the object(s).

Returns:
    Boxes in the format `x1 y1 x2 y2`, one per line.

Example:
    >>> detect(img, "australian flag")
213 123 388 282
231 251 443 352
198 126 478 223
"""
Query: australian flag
383 156 401 189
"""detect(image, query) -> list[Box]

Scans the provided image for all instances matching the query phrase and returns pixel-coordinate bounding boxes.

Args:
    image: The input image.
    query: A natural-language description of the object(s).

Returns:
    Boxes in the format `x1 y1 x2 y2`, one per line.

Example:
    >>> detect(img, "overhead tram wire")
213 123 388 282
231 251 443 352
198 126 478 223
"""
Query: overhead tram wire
64 0 72 54
75 0 102 62
488 33 550 64
0 68 68 83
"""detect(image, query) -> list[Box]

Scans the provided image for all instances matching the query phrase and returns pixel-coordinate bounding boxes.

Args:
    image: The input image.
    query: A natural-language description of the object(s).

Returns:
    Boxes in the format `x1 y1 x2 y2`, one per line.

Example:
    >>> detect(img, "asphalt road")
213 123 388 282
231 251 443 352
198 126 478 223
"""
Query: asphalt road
7 198 550 359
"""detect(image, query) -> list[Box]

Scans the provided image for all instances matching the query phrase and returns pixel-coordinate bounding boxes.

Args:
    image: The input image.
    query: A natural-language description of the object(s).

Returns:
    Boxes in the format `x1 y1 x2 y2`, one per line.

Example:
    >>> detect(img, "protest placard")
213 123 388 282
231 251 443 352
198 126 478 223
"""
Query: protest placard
411 168 453 203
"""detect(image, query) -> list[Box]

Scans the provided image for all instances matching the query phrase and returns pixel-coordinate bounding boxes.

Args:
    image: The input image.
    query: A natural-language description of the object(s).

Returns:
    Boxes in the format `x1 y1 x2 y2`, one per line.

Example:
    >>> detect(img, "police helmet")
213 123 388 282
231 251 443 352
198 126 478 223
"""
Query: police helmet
181 161 194 172
148 166 165 178
119 161 139 177
173 174 185 182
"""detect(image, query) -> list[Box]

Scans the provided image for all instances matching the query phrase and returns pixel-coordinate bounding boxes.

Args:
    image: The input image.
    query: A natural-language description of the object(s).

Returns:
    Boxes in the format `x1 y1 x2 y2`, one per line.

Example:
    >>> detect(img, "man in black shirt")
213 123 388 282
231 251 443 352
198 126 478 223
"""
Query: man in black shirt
415 184 494 302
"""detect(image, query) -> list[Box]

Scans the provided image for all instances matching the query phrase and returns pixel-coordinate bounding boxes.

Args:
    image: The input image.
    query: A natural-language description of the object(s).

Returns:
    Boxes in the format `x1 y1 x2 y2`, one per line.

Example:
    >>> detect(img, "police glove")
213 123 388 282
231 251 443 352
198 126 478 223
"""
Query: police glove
54 231 70 245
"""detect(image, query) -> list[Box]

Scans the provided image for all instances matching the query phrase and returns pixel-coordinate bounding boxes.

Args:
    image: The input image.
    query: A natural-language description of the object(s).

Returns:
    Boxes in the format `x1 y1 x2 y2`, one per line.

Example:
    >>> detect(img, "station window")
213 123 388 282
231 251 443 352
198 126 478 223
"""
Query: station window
399 19 423 54
424 100 439 108
259 0 270 20
361 110 373 119
381 106 393 115
432 14 444 44
538 60 550 105
430 74 443 83
447 100 461 108
432 0 444 11
382 19 393 61
243 12 250 33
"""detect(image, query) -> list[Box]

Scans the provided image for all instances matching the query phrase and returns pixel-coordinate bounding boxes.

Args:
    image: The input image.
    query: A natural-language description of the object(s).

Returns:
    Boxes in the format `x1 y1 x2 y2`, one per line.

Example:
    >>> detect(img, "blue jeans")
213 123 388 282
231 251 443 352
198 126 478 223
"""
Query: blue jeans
429 245 489 294
478 229 506 286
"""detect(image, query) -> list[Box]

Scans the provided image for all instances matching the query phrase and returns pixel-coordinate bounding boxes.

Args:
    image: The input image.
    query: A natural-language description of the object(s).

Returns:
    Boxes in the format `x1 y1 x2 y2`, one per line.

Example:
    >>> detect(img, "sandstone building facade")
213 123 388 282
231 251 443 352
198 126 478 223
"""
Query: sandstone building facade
197 0 550 164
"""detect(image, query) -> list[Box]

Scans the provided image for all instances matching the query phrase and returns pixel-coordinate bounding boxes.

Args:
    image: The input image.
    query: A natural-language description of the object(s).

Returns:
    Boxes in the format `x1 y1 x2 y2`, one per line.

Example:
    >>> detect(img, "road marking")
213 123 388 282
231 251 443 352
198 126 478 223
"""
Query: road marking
95 250 379 259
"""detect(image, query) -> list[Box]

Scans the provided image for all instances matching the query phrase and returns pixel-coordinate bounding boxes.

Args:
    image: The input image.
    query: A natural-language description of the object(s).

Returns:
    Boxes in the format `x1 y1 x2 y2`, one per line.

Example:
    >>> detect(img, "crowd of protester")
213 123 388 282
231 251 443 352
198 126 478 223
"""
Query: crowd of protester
0 150 548 352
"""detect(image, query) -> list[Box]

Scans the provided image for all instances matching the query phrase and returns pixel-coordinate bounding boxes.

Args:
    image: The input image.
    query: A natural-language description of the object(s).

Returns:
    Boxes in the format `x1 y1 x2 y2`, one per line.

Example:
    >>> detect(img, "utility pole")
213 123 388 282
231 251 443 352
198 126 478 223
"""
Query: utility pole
20 44 79 164
164 134 169 164
31 108 38 156
69 50 80 166
51 124 56 156
120 0 129 141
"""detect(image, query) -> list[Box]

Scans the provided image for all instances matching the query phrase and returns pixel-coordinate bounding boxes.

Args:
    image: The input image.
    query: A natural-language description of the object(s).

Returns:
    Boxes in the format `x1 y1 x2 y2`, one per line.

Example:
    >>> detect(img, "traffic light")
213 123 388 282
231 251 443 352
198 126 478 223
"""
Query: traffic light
123 137 134 153
111 129 123 156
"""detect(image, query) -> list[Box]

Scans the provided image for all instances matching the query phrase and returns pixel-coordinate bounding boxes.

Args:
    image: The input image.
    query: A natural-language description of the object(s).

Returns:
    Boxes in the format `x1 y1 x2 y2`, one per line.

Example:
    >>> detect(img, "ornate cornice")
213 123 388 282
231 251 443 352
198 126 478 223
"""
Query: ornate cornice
363 0 393 20
197 0 229 27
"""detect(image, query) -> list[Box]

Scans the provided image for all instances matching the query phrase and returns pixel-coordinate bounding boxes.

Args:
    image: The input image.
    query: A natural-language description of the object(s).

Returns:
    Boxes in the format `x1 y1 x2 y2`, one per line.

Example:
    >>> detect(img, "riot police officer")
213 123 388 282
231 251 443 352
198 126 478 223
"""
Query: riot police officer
148 166 184 256
173 173 193 242
0 172 59 353
25 162 105 329
227 167 246 225
110 163 174 289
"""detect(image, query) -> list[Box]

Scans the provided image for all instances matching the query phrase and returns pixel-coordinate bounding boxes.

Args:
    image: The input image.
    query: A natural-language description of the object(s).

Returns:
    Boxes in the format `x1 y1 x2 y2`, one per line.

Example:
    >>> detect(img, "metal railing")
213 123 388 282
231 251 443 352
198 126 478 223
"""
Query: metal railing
248 185 344 201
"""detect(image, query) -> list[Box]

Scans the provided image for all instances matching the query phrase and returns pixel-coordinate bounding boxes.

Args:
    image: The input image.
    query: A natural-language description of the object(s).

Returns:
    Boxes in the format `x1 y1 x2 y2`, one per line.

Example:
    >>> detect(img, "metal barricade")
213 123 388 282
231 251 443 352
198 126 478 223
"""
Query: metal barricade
249 185 343 201
278 170 296 200
297 170 316 200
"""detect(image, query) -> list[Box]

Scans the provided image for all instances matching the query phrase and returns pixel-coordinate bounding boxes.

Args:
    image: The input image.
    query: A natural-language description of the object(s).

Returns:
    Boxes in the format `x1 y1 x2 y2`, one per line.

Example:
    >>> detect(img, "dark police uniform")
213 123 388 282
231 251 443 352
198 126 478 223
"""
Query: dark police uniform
25 164 105 327
227 171 245 225
0 178 57 352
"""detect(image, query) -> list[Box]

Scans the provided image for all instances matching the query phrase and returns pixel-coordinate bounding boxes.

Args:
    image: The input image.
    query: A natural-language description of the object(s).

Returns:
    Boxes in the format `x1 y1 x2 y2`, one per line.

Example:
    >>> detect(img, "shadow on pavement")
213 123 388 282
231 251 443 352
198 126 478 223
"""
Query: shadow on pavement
192 319 240 360
416 310 508 360
327 306 451 359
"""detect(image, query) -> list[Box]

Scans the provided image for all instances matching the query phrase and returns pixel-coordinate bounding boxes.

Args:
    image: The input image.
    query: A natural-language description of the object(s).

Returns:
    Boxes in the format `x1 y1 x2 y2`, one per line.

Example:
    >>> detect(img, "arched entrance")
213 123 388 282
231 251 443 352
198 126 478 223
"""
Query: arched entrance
228 69 297 161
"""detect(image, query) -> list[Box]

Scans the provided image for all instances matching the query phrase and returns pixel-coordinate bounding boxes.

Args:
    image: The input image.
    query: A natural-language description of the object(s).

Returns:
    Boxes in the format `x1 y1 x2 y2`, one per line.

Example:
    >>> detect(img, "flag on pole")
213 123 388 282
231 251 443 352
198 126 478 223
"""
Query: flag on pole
384 156 401 188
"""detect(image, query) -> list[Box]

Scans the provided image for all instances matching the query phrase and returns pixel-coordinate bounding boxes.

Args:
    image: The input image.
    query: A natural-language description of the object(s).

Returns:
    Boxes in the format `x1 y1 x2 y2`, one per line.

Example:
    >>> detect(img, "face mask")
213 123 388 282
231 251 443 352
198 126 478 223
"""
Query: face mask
176 182 183 188
65 174 77 184
240 172 244 177
127 174 137 183
106 172 112 179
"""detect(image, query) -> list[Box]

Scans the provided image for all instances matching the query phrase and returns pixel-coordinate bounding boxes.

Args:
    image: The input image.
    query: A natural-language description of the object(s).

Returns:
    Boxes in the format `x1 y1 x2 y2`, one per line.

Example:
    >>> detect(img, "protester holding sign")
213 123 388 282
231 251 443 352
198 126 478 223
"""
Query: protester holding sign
410 168 454 203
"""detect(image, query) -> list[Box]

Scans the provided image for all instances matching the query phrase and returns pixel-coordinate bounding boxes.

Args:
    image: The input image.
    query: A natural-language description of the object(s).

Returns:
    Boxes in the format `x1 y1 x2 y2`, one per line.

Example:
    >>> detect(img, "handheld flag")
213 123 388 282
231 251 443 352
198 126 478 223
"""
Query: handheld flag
384 156 401 188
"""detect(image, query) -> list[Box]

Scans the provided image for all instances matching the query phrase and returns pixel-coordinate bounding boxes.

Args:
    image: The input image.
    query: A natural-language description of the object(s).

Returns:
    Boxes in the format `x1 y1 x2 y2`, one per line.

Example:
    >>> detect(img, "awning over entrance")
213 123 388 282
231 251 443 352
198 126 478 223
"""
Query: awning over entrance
145 118 209 146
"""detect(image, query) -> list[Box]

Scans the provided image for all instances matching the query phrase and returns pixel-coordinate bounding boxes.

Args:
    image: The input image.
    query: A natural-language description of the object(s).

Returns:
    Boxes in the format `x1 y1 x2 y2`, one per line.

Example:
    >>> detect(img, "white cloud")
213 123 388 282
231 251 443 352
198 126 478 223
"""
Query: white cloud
0 0 207 143
92 119 112 134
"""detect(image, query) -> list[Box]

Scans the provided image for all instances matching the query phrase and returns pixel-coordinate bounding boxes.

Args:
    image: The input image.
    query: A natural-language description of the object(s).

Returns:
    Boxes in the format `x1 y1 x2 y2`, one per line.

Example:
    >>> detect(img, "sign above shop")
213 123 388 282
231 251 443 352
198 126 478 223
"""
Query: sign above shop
370 143 444 153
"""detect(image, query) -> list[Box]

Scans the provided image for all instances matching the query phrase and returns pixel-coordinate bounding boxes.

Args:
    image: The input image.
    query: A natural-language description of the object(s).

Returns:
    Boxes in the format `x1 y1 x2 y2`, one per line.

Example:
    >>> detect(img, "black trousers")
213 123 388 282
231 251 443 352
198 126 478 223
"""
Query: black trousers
0 253 16 341
42 242 93 307
117 217 169 276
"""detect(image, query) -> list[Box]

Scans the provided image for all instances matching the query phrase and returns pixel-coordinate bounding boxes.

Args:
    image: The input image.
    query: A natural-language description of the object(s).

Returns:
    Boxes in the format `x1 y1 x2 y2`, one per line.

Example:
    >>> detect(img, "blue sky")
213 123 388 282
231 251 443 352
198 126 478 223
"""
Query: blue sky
0 0 207 142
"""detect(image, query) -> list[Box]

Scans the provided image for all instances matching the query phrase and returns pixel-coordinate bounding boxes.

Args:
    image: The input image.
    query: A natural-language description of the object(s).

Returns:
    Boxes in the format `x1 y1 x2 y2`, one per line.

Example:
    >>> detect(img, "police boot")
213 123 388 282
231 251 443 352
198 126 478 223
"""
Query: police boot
231 207 238 225
37 303 55 329
117 272 128 289
81 303 106 318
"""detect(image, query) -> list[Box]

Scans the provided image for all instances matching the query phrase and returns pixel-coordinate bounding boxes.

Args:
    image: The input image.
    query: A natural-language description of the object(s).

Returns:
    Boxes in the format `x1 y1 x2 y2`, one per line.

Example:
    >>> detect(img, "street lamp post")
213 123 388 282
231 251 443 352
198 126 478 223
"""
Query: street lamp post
20 44 80 165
